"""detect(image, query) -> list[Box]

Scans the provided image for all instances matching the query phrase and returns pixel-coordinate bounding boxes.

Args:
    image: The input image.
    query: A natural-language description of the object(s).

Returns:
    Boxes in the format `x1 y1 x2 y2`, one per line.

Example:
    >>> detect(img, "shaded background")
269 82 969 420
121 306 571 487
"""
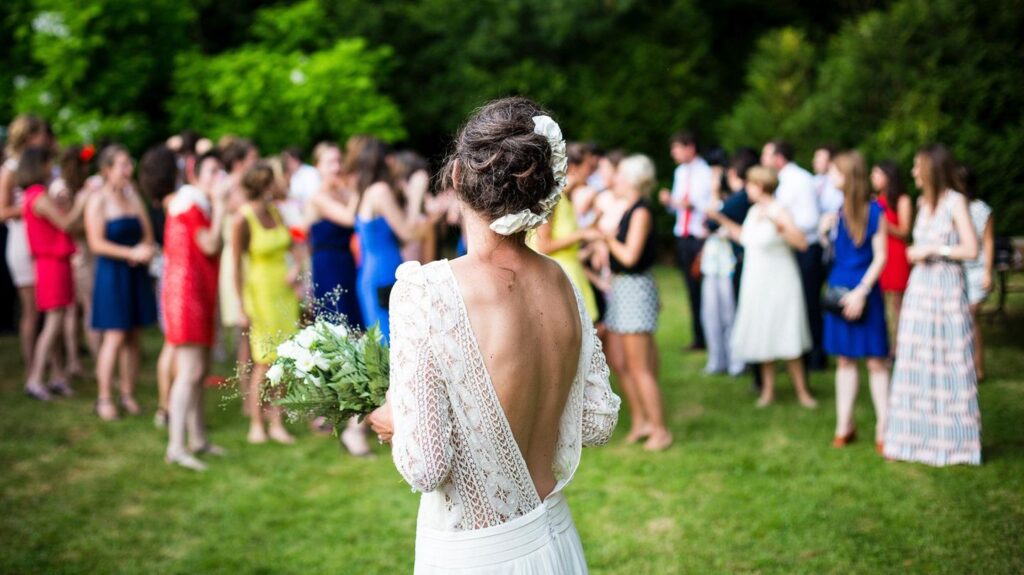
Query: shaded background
2 0 1022 233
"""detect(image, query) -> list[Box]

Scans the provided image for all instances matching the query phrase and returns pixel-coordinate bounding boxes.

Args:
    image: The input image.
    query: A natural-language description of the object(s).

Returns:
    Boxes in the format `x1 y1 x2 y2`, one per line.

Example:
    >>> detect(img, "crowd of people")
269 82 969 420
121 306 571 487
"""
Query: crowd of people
0 111 992 469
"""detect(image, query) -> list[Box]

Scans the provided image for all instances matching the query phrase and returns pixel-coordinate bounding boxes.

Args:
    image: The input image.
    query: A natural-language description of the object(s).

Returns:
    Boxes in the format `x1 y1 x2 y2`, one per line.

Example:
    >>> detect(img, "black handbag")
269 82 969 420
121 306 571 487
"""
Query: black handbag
821 286 851 316
377 284 395 311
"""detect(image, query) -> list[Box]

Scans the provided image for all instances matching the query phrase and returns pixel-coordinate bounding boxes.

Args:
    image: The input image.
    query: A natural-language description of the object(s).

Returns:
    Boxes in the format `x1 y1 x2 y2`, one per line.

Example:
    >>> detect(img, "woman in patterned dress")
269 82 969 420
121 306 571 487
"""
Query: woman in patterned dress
884 144 981 466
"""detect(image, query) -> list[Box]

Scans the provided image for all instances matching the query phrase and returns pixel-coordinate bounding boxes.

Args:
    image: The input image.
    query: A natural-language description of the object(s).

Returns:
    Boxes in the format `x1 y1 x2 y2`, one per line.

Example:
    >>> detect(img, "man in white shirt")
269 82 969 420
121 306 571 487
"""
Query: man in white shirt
813 146 844 215
659 131 713 350
281 147 321 229
762 140 827 371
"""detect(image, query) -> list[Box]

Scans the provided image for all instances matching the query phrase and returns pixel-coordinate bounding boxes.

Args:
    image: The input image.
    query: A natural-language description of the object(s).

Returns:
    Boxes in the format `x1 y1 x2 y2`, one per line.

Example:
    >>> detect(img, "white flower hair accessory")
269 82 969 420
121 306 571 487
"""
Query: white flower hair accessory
489 115 567 235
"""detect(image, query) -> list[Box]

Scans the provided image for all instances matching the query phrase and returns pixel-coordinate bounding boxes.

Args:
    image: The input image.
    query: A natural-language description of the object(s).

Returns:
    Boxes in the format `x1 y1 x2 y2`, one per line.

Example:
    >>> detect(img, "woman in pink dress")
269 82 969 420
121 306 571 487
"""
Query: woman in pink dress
871 160 912 353
20 148 89 400
163 152 228 471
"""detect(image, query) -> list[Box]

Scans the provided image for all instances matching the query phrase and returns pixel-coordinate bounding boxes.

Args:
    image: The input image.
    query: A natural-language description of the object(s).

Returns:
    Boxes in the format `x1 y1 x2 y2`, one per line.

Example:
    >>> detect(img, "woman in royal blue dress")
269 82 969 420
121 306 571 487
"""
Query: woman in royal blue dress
305 141 363 327
820 151 890 452
349 136 439 341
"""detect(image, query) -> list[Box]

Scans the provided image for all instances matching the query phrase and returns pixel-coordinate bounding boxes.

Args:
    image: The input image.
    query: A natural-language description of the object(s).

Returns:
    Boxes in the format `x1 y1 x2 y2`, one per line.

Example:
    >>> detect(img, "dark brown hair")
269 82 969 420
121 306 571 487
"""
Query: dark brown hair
98 144 129 172
669 130 697 147
874 159 905 209
915 143 961 210
390 150 428 184
834 151 871 245
16 147 53 189
241 161 275 201
442 97 555 226
343 135 391 193
139 145 179 202
58 145 92 194
222 138 255 171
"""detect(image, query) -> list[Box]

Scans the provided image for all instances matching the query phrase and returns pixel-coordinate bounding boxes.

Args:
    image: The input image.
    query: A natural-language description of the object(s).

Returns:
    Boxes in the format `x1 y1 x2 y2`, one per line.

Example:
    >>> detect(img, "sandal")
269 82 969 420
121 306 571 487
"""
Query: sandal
153 408 169 429
49 381 74 398
119 395 142 416
25 384 53 402
95 398 119 421
165 451 208 472
191 443 227 457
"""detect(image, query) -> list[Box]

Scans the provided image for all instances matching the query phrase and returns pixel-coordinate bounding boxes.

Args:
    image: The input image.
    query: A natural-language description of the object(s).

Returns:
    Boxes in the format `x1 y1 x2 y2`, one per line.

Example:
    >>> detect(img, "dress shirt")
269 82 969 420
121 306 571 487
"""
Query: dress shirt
776 162 821 244
670 157 713 239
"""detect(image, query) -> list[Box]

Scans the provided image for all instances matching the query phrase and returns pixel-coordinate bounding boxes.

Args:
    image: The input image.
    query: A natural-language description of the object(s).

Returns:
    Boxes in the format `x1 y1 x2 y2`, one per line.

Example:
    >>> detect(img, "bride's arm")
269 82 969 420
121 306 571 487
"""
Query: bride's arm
387 276 454 492
580 324 621 447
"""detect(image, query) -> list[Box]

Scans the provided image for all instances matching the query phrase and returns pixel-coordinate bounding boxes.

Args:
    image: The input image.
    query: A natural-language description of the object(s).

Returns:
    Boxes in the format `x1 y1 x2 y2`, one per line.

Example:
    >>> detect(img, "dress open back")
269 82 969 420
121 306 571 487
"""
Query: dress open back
388 260 620 573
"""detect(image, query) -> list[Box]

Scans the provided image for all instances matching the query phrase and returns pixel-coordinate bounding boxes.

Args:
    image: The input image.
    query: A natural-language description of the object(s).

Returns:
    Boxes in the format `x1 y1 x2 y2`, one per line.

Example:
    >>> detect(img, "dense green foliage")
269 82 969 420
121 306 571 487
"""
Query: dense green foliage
1 267 1022 573
3 0 1022 231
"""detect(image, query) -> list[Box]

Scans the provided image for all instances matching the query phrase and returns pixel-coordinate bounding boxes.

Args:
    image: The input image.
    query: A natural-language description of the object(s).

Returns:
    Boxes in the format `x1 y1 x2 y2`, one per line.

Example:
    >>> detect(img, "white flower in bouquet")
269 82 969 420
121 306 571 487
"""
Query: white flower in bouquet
270 320 390 434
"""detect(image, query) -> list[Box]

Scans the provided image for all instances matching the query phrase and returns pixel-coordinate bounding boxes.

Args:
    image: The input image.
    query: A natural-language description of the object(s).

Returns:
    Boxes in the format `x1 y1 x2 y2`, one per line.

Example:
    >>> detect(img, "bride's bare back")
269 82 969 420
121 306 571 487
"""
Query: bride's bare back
449 251 582 500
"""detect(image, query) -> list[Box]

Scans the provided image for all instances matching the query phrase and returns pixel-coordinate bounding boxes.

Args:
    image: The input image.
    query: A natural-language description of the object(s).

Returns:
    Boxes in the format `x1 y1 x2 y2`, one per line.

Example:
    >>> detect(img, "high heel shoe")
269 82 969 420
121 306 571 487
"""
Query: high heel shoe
166 450 208 472
831 428 857 448
48 381 74 397
119 395 141 416
875 441 885 455
25 383 53 402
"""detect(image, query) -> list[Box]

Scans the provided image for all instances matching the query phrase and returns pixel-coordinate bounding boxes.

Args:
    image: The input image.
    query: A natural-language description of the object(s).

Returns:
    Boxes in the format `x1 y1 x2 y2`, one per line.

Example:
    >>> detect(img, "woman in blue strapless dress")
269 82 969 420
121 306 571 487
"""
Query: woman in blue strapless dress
306 142 363 328
344 136 440 342
86 145 158 421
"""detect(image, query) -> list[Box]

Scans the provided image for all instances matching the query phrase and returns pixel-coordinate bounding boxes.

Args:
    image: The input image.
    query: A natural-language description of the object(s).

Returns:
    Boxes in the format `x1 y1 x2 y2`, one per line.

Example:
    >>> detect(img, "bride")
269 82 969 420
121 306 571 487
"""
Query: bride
367 97 621 573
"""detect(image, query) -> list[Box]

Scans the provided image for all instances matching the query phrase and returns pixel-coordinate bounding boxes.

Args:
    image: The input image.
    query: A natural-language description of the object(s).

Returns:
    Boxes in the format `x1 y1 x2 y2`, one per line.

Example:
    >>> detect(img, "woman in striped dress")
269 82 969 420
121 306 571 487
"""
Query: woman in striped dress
884 144 981 466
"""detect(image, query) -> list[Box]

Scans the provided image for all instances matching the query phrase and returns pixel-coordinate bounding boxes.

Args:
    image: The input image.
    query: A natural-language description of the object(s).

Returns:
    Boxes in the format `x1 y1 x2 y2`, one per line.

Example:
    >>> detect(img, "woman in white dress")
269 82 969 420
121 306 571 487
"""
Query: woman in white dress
713 166 817 408
367 97 621 574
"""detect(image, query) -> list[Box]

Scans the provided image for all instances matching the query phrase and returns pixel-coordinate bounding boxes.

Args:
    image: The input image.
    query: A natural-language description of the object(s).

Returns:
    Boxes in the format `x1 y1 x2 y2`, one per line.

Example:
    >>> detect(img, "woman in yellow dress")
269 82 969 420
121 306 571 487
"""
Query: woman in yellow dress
232 161 302 445
528 145 599 320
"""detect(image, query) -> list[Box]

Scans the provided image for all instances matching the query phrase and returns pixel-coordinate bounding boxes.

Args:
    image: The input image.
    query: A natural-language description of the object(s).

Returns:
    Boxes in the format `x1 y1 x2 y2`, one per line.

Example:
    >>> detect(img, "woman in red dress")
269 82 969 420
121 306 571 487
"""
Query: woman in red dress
162 152 228 471
872 161 912 354
21 147 89 400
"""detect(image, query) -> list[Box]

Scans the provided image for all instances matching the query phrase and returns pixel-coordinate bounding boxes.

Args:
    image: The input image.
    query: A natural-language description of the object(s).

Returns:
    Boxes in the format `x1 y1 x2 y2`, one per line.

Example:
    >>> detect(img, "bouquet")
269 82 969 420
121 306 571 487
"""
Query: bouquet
268 320 390 434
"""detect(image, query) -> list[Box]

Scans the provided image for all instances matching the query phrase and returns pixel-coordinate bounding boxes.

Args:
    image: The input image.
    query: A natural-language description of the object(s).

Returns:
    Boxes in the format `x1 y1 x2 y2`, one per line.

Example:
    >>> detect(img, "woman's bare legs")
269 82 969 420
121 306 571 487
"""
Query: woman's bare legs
236 328 252 416
118 329 141 415
787 357 817 408
970 303 985 380
17 286 37 379
887 291 903 357
26 308 69 398
757 362 775 407
156 341 176 426
166 345 209 470
247 362 294 445
866 357 890 444
606 331 648 443
834 356 858 438
95 329 125 420
623 333 672 451
61 303 84 377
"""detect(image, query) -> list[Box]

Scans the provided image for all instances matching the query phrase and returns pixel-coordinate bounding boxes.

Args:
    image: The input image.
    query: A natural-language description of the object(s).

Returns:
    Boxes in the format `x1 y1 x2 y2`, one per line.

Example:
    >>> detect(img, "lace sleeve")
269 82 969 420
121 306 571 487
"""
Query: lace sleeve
389 273 454 492
581 326 621 446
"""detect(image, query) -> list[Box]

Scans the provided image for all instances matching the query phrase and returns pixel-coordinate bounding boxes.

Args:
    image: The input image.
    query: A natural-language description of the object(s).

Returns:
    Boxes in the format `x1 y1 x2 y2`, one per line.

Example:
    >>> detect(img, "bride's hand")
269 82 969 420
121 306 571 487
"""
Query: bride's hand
366 401 394 444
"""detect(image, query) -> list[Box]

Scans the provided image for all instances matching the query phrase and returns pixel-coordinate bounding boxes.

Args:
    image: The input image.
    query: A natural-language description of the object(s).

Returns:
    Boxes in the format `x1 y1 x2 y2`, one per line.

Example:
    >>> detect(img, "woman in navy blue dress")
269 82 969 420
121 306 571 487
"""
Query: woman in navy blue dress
306 142 363 327
820 151 889 451
86 145 158 421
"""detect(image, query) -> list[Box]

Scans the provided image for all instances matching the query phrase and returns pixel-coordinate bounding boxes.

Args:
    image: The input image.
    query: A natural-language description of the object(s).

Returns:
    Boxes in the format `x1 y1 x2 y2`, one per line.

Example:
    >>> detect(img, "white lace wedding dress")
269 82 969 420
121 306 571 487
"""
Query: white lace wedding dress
389 260 621 574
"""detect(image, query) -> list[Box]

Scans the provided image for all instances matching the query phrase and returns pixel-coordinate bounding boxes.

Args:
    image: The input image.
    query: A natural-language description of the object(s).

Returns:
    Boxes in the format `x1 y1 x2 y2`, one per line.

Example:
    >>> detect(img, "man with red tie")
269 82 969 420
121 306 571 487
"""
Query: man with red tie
659 131 712 351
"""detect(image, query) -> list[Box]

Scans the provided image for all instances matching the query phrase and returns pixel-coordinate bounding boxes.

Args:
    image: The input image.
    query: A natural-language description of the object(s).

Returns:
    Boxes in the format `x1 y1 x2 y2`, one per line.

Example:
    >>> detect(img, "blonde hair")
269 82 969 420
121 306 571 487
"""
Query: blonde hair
617 154 656 197
5 115 46 158
312 141 339 167
746 166 779 194
834 150 871 245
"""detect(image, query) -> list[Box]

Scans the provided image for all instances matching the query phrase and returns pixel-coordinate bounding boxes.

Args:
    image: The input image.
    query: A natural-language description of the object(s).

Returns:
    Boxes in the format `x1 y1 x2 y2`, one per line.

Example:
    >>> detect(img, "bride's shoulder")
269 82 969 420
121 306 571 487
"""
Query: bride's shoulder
395 259 450 286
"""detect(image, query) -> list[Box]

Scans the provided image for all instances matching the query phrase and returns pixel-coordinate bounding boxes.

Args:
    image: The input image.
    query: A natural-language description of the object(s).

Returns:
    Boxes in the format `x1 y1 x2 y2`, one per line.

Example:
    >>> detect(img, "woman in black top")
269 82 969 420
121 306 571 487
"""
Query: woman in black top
597 154 671 452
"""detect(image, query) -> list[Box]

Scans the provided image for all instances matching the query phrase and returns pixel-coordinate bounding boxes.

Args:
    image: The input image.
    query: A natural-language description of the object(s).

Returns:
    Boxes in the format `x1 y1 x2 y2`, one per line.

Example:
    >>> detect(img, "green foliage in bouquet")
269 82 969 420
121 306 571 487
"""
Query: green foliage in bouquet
269 321 390 434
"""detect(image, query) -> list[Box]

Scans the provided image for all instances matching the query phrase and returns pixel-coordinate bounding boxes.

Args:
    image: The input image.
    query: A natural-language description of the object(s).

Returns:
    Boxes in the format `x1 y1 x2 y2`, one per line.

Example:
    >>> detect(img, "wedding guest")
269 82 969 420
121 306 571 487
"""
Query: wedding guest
602 154 672 451
659 131 711 351
282 146 321 206
20 148 88 399
885 144 980 466
140 145 181 427
49 144 100 377
819 151 889 451
391 151 436 263
219 139 258 414
306 141 363 326
366 98 619 572
813 145 844 215
762 140 826 371
960 166 994 381
529 143 599 320
163 151 227 471
565 142 600 222
86 145 158 420
352 136 437 342
872 160 912 354
0 115 49 379
233 162 299 445
721 166 816 408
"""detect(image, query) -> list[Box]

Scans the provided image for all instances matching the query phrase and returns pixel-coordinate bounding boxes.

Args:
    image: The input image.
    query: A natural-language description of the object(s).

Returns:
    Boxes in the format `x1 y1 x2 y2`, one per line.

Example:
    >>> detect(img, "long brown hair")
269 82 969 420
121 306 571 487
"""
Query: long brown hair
5 115 46 158
834 151 871 245
915 144 961 210
342 135 390 194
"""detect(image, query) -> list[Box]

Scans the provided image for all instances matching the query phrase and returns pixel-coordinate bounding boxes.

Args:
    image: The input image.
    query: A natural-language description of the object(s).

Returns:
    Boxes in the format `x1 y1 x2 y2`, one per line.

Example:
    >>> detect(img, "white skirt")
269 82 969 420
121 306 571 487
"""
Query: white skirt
414 493 588 574
5 219 35 288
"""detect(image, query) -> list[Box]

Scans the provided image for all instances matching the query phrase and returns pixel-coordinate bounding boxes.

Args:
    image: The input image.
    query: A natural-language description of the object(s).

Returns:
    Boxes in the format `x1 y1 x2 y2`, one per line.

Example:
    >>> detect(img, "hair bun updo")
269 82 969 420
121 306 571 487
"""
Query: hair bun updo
442 97 556 226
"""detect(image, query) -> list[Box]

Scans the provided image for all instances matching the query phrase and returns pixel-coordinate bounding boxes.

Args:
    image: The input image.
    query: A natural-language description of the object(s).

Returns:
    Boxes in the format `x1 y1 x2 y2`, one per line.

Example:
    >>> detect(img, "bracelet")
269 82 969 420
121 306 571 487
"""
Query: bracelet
938 245 952 258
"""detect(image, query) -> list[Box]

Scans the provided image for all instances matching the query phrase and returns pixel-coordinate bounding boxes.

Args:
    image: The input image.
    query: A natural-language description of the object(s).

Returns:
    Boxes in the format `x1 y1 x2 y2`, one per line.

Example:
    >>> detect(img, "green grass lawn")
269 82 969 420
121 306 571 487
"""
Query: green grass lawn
1 266 1022 574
